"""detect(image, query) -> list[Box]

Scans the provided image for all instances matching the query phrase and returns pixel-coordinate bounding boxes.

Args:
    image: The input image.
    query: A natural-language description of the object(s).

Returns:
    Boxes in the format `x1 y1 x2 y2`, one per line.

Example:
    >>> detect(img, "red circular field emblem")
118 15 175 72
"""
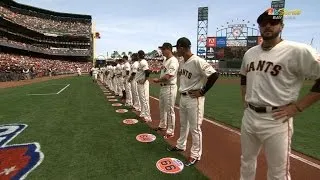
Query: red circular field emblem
107 96 116 98
116 109 128 113
156 157 184 174
112 103 123 107
123 119 138 125
136 133 156 143
108 99 118 102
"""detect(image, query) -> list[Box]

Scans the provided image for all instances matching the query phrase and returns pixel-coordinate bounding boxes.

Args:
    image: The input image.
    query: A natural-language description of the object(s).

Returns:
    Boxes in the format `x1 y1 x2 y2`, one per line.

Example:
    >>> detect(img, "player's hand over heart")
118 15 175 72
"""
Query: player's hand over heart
272 104 299 123
188 90 203 98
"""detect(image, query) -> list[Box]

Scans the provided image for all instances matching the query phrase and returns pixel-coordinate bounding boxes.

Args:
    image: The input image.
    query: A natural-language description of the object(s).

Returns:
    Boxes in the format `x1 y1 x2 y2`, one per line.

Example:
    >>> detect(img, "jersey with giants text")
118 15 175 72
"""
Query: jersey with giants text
160 56 179 85
240 40 320 107
178 55 216 93
135 59 149 81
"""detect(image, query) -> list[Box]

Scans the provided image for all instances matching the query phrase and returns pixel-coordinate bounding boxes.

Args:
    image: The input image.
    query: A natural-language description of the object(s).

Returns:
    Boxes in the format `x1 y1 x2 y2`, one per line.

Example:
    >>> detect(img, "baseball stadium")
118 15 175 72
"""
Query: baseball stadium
1 0 320 179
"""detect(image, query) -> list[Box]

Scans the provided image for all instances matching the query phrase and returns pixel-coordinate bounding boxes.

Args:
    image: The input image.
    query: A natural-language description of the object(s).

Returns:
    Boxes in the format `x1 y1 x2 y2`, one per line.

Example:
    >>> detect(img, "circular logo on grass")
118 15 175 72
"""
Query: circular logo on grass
156 157 184 174
136 133 156 143
108 99 118 102
107 96 116 98
112 103 123 107
116 109 128 113
123 119 138 125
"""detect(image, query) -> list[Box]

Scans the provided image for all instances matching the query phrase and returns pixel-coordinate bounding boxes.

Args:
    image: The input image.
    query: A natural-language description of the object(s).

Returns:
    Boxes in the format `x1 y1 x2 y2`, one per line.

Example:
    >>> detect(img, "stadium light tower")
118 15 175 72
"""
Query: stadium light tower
92 21 101 65
197 7 208 59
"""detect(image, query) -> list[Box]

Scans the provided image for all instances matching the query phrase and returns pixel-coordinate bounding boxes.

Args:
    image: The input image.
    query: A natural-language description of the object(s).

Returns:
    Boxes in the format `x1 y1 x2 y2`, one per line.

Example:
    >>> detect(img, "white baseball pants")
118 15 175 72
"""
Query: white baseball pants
125 80 133 106
176 95 205 160
240 108 293 180
131 80 141 111
159 85 177 135
117 76 123 96
137 80 151 120
113 77 118 95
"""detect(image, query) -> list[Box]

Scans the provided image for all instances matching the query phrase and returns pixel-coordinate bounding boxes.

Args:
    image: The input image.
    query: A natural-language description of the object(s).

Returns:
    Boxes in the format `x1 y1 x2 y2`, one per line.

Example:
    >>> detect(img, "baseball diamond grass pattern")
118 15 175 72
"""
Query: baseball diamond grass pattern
149 75 320 160
0 76 208 180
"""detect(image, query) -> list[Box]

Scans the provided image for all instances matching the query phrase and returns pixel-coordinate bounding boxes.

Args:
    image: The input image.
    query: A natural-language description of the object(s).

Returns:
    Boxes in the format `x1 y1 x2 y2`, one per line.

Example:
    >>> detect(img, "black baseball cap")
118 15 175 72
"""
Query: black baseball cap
138 50 145 58
158 42 172 50
257 8 283 25
173 37 191 48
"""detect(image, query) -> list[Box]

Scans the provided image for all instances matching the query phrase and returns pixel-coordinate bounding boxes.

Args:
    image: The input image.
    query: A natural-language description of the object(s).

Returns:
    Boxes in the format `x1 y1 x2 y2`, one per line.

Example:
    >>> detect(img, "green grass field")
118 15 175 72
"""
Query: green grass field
149 75 320 160
0 76 207 180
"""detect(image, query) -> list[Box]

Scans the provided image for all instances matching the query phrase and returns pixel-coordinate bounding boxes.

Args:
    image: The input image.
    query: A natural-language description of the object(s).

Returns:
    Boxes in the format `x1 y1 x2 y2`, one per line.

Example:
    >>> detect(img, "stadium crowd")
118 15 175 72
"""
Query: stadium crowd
0 5 91 36
0 37 90 56
0 53 92 82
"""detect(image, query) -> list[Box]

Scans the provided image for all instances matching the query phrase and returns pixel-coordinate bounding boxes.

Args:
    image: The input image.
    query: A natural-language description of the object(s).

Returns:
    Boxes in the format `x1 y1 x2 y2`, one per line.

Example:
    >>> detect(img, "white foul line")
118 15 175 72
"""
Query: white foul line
149 96 320 170
27 93 57 96
56 84 70 94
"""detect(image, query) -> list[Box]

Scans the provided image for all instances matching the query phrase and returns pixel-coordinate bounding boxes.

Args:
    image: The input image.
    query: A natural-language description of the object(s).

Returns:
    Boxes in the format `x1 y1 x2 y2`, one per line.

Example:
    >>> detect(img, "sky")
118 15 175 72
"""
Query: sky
15 0 320 58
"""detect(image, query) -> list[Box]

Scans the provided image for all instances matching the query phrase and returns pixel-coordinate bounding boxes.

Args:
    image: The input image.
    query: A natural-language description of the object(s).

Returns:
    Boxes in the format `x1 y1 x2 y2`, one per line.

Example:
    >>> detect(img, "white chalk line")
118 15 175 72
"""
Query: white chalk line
27 93 57 96
56 84 70 94
27 84 70 96
149 96 320 170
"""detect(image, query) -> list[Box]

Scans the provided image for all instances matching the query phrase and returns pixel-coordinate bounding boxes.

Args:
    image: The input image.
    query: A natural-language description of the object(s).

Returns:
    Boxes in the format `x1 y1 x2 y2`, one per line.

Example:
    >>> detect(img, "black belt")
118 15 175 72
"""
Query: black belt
248 103 278 113
160 83 174 86
181 92 187 96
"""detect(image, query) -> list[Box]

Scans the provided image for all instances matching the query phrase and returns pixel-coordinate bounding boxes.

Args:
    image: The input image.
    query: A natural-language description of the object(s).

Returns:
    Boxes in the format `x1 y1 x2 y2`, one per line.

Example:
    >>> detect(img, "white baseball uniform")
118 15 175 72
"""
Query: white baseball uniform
176 54 216 160
131 61 141 111
136 59 151 121
112 66 118 95
158 56 179 135
115 63 123 96
123 61 133 106
239 40 320 180
91 67 98 81
76 67 81 76
106 65 112 90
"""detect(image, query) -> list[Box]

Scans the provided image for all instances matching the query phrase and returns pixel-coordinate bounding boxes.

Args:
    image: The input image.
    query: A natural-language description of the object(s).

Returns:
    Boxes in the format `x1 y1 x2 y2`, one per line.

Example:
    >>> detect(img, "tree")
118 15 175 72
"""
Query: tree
121 52 127 57
128 51 133 56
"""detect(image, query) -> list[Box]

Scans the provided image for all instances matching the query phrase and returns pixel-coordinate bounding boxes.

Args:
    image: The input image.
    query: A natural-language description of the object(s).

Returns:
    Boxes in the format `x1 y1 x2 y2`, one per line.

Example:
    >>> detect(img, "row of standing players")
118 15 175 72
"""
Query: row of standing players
92 38 219 167
90 12 320 179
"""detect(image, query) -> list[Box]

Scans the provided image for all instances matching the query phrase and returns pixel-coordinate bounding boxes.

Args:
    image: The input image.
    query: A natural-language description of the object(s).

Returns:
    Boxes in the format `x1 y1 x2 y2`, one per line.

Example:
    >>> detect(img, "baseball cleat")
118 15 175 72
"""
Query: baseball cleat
167 146 184 152
153 127 166 131
185 158 199 167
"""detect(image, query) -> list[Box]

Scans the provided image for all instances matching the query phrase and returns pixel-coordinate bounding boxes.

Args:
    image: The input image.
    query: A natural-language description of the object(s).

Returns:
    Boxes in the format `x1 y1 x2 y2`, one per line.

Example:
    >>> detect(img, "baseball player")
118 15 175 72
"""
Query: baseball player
115 60 123 97
152 42 179 139
91 66 99 83
112 62 118 95
76 67 81 76
123 55 133 106
135 50 152 122
167 37 219 167
239 10 320 180
128 53 141 112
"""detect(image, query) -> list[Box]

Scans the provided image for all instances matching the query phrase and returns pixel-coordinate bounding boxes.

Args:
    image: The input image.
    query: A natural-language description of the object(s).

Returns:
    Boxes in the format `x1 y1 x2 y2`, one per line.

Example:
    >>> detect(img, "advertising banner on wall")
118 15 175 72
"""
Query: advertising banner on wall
226 40 247 47
206 47 215 59
247 36 258 47
206 37 216 47
216 37 227 48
